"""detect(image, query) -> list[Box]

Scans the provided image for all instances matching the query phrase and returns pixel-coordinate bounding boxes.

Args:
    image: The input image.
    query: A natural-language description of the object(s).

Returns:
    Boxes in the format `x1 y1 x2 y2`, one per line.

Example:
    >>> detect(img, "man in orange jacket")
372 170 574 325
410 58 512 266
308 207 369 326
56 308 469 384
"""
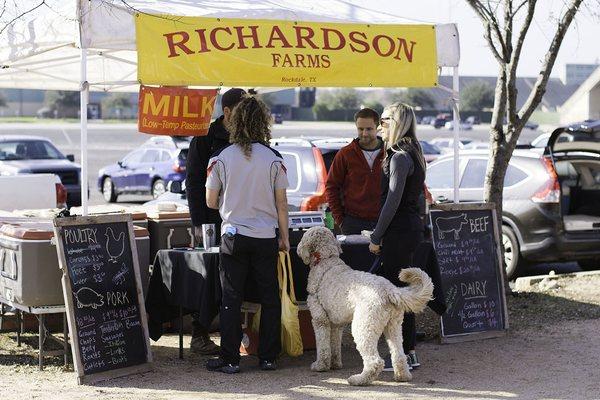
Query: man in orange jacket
325 108 383 235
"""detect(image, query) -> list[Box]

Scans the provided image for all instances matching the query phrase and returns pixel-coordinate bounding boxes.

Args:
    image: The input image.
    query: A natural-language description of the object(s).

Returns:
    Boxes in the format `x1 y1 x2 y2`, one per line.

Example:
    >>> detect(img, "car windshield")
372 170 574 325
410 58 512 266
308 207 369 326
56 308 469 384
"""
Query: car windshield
0 140 65 160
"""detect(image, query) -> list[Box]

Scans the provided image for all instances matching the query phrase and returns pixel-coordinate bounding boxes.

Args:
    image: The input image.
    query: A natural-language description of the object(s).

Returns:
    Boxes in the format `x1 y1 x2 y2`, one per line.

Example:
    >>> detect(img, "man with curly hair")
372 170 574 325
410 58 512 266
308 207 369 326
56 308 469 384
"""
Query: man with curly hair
186 87 246 355
205 95 290 374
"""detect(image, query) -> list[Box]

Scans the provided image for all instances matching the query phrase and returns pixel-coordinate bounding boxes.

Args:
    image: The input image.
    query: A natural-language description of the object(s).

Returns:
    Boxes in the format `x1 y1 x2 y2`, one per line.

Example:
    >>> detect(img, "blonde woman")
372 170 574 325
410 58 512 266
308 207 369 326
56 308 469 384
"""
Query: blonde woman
368 102 427 372
205 95 290 374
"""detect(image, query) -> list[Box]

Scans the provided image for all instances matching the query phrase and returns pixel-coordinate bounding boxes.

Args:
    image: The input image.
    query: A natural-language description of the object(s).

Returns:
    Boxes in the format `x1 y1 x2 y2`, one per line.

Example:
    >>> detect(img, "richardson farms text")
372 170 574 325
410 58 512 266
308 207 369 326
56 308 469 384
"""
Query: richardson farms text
163 24 419 68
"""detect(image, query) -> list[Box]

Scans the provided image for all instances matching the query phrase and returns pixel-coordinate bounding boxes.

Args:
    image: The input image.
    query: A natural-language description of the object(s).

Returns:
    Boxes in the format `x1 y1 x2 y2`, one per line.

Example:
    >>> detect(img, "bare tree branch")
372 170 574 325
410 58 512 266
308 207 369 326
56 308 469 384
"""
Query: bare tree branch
506 0 537 129
467 0 510 60
0 0 8 21
0 1 47 36
516 0 584 137
484 22 506 62
513 0 529 15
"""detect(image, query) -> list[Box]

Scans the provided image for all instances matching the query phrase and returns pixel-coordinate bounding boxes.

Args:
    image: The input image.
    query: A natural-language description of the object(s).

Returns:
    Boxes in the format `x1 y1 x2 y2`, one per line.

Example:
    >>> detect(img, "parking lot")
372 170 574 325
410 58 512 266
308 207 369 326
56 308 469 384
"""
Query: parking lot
0 120 543 205
0 120 576 277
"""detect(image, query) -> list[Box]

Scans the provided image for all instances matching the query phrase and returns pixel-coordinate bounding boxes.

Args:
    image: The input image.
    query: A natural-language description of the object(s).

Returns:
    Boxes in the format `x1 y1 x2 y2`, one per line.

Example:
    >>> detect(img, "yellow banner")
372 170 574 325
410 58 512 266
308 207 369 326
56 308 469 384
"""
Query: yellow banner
135 15 438 88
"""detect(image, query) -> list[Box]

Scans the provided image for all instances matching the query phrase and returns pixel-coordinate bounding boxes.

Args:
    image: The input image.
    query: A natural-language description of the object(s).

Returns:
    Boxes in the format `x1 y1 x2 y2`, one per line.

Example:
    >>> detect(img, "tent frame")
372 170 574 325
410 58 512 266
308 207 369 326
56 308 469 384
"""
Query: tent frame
74 8 461 215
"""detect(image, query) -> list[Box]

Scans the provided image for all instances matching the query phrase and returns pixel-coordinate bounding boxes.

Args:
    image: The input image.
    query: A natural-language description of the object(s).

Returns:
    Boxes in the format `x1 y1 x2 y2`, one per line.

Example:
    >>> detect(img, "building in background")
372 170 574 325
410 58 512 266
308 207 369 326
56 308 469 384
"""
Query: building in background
0 64 591 122
559 66 600 124
561 63 600 86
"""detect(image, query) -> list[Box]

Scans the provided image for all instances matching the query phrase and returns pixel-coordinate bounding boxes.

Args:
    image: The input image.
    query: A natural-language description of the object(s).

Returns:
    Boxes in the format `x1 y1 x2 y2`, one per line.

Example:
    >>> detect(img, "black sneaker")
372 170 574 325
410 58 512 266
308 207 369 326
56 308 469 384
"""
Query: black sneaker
383 354 412 372
206 357 240 374
407 352 420 368
259 359 277 371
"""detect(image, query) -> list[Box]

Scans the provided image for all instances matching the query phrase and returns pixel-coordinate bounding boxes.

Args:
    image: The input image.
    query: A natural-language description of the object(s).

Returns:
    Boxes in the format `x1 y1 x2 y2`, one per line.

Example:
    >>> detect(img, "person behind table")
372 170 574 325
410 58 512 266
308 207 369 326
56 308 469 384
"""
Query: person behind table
368 102 427 372
325 107 384 234
185 87 247 355
205 95 290 374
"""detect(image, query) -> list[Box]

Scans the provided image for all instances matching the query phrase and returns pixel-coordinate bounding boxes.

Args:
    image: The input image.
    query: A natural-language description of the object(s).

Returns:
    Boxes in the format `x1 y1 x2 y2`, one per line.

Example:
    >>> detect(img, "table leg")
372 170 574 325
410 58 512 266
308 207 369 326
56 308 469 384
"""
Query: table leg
39 314 45 371
63 313 69 367
16 310 21 347
179 306 184 360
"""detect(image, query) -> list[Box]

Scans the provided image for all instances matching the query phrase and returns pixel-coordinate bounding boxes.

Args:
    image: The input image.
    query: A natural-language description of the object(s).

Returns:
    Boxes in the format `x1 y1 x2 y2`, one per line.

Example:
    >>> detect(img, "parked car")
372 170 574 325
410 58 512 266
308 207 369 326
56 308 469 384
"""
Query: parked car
0 135 81 207
430 113 451 129
530 120 595 147
445 120 473 130
463 141 489 150
0 174 67 211
420 116 435 125
271 138 349 210
419 140 442 163
145 137 351 211
426 120 600 279
524 121 539 130
466 116 481 125
272 113 283 124
429 138 473 152
98 136 190 202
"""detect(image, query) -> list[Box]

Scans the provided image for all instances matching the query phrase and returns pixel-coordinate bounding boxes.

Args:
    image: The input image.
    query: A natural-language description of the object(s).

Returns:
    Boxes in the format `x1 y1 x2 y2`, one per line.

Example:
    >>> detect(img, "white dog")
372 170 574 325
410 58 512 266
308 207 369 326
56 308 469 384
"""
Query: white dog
297 226 433 386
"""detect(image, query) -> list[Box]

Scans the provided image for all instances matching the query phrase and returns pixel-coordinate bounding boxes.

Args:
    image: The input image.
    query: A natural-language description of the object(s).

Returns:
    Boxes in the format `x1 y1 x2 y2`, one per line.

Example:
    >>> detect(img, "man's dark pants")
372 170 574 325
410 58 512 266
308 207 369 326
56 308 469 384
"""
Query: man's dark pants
219 234 281 364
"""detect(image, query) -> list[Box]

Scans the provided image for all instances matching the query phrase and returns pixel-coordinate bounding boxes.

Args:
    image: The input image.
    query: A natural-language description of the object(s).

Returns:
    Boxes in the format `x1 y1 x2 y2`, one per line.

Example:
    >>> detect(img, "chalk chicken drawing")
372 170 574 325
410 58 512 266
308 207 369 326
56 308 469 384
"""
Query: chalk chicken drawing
74 287 104 309
105 227 125 263
435 214 468 240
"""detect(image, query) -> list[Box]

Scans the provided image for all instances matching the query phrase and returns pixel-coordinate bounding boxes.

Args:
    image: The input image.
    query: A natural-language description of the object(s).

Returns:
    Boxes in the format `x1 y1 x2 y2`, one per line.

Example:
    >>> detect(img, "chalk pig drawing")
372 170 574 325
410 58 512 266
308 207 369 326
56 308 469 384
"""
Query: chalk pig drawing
435 214 468 240
74 287 104 309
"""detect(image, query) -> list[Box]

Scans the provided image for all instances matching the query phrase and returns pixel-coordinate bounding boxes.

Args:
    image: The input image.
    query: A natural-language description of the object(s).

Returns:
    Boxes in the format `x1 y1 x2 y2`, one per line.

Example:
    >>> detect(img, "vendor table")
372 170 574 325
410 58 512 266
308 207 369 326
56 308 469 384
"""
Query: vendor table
0 297 68 370
144 236 444 359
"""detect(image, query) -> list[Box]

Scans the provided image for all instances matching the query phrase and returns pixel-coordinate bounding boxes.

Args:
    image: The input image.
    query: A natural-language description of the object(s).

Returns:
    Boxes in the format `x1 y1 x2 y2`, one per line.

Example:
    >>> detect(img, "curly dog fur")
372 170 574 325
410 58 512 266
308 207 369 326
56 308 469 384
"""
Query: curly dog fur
297 226 434 386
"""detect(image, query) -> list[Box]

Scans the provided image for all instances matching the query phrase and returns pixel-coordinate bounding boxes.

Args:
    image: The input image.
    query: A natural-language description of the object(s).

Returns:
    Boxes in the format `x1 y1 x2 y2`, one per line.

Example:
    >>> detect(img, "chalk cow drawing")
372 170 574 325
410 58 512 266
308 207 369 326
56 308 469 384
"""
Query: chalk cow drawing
74 287 104 309
435 214 468 240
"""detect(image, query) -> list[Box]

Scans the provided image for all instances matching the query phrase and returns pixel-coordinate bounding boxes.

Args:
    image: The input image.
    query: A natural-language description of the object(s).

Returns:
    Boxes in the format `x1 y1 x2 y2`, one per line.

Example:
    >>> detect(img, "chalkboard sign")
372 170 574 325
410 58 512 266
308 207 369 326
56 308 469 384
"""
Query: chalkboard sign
430 203 508 343
53 214 152 384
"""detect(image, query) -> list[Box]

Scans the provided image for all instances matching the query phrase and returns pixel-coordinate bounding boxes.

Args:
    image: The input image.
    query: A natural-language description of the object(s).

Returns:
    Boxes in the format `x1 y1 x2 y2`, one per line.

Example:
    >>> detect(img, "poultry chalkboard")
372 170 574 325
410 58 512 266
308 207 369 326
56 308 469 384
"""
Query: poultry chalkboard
54 214 152 384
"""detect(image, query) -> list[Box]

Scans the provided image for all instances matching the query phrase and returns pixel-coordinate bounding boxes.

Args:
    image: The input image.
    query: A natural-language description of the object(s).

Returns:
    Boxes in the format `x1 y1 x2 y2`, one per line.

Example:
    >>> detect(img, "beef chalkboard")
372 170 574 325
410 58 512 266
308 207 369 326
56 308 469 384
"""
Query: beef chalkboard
53 214 152 384
430 203 508 342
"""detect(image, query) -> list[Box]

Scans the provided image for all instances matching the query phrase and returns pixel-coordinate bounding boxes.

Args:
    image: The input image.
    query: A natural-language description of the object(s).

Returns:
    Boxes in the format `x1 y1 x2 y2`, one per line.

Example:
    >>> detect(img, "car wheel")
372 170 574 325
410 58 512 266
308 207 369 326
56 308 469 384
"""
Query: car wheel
502 225 523 280
152 179 166 199
102 177 118 203
577 259 599 271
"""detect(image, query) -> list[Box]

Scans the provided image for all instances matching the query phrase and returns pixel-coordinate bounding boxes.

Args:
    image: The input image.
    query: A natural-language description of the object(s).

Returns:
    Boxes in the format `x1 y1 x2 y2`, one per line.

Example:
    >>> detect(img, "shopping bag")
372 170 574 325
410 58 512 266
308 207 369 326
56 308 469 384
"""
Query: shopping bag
246 251 303 357
278 251 303 356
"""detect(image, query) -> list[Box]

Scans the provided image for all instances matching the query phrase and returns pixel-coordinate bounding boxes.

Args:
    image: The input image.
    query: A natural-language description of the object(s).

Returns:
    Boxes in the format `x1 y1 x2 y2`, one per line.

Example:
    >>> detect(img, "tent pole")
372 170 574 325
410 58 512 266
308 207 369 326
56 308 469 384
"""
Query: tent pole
452 66 460 204
80 48 89 216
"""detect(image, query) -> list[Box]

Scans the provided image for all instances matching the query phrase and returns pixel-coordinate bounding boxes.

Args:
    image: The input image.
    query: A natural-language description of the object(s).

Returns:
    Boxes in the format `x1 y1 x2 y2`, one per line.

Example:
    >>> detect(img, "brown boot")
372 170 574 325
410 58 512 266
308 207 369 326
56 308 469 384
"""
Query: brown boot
190 325 220 355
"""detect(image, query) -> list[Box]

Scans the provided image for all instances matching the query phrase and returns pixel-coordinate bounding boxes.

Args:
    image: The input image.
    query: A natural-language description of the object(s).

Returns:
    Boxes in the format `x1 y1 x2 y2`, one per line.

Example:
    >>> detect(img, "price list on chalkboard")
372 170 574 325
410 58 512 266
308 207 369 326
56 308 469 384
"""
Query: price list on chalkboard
54 215 152 383
430 207 507 339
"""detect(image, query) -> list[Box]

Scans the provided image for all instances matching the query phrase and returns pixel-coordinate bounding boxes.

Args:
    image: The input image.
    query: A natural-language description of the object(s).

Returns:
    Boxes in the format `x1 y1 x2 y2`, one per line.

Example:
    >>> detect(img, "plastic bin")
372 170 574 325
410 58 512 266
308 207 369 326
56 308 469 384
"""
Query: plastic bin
0 221 63 307
146 210 194 262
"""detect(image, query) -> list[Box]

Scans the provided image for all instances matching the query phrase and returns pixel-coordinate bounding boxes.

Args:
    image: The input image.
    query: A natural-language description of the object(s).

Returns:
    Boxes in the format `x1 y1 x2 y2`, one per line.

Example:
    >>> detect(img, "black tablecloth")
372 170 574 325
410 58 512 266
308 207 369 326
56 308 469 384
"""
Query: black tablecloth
145 249 222 341
145 236 445 341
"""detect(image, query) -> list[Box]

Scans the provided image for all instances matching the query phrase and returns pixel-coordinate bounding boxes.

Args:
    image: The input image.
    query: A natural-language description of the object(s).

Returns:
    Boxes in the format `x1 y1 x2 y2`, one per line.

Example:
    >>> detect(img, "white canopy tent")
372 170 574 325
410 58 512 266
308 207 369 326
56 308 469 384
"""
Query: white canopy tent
0 0 461 214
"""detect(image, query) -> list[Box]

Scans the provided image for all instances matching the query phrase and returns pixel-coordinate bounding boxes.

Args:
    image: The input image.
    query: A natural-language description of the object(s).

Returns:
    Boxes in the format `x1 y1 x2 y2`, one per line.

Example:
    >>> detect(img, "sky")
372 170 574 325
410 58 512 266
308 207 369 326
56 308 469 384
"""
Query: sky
354 0 600 78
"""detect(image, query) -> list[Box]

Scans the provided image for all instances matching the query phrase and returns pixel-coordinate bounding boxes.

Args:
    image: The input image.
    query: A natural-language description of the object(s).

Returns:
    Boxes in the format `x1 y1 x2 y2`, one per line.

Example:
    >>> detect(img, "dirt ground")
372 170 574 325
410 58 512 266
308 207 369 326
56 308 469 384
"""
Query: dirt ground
1 273 600 400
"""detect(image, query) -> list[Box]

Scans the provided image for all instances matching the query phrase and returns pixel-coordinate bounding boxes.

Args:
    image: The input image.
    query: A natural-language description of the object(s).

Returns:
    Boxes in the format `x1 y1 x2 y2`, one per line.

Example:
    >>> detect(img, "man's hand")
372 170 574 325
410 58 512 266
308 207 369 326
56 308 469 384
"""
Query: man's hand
369 242 381 255
278 236 290 252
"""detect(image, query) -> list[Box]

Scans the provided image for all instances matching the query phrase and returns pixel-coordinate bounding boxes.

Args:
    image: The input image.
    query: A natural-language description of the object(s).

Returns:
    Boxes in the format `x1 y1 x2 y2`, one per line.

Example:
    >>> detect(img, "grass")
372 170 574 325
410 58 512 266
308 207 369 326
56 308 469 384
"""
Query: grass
530 111 560 126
